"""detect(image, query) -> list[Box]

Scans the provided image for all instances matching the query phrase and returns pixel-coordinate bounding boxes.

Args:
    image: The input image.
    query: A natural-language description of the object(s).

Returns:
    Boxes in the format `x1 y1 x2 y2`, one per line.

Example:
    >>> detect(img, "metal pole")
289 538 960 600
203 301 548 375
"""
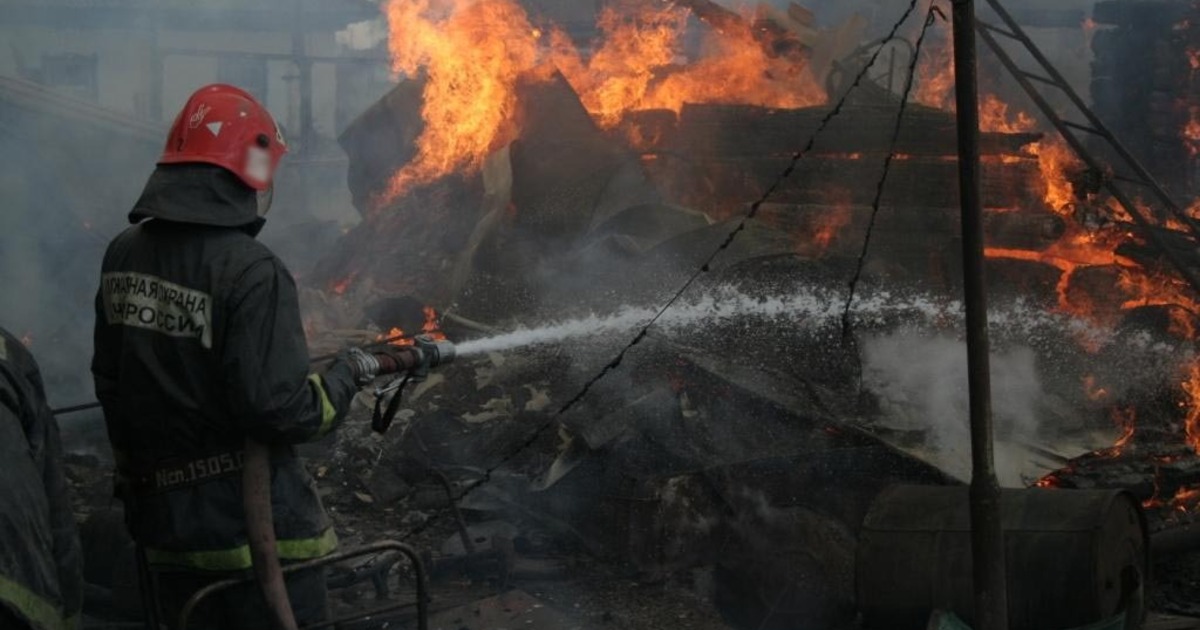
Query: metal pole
293 0 313 158
951 1 1009 629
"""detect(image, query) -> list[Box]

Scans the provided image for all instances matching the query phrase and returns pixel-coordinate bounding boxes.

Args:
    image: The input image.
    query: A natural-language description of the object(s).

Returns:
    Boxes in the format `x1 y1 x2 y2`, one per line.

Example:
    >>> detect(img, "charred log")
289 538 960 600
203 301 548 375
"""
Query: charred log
660 103 1042 157
648 155 1045 218
338 77 427 215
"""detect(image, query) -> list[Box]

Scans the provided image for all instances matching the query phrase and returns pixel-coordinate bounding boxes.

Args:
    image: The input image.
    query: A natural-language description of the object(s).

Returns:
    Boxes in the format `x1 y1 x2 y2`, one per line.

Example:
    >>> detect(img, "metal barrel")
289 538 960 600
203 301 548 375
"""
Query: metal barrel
856 485 1148 630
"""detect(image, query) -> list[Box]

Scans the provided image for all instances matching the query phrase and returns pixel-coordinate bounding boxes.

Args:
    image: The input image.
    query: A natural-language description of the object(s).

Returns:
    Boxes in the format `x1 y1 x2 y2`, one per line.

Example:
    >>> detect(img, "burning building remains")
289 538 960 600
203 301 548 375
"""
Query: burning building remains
327 0 1198 498
15 0 1200 628
289 0 1200 626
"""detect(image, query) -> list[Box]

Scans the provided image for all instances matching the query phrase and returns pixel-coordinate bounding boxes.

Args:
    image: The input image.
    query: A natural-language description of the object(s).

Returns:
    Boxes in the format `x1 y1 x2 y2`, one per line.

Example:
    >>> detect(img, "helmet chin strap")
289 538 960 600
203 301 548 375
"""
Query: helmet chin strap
256 185 274 218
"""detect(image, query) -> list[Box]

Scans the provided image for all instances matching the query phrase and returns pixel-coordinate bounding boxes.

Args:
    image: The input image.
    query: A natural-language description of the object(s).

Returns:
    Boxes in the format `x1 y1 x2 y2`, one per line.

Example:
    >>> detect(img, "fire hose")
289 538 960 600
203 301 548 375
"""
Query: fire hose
48 331 425 417
240 334 454 630
243 439 297 630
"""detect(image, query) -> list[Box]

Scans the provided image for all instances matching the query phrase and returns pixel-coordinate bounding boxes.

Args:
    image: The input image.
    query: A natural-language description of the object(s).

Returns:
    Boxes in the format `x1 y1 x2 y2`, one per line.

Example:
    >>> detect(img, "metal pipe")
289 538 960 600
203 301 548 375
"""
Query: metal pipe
979 0 1198 232
951 2 1009 629
974 22 1200 296
179 541 428 630
293 0 313 159
428 467 477 555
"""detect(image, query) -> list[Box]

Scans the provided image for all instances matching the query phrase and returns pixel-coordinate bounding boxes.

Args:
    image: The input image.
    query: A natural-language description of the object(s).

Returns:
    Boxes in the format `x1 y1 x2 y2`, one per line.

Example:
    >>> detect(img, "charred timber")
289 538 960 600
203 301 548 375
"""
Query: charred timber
656 156 1045 213
1114 226 1200 272
754 205 1065 253
338 77 427 213
636 103 1042 157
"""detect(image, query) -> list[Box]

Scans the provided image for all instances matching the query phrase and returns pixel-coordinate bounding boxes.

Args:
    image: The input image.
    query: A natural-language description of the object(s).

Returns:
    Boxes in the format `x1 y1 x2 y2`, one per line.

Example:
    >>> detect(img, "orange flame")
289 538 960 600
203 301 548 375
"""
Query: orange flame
1184 106 1200 157
380 327 409 346
550 3 825 127
978 94 1036 134
812 203 853 253
1034 475 1061 489
918 51 1039 132
634 17 823 118
380 0 826 200
1141 472 1200 513
382 0 541 200
985 226 1133 319
1083 375 1108 402
1117 268 1200 323
1108 406 1137 455
969 95 1200 403
1172 485 1200 512
913 40 1038 136
914 38 955 111
421 305 448 340
331 271 358 296
1028 139 1078 215
1143 473 1164 509
1182 362 1200 454
548 5 687 128
377 305 448 347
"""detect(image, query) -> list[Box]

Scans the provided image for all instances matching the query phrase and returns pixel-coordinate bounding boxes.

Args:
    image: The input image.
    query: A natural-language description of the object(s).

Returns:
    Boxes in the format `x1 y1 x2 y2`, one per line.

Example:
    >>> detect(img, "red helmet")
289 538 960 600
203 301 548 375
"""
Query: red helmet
159 84 287 191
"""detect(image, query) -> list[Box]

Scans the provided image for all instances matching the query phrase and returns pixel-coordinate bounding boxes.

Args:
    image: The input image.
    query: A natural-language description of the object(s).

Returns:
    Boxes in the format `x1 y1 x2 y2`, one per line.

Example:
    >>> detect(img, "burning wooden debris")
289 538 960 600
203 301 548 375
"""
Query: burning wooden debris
281 1 1200 627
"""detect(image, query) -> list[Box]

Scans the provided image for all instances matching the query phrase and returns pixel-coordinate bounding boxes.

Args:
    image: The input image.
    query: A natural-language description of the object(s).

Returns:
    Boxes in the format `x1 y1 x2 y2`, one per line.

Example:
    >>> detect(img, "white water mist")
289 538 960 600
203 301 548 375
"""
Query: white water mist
454 283 1187 485
455 284 1173 359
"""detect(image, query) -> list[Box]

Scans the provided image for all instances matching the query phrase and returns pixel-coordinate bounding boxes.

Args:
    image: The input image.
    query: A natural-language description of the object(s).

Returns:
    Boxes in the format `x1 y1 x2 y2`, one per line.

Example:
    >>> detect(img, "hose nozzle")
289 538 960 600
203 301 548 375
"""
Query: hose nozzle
414 334 455 368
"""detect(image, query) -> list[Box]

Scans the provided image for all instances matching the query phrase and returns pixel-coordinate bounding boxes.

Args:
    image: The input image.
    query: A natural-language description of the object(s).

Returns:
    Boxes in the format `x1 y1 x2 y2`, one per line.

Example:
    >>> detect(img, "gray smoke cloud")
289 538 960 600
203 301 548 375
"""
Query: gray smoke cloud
0 0 384 428
862 333 1047 483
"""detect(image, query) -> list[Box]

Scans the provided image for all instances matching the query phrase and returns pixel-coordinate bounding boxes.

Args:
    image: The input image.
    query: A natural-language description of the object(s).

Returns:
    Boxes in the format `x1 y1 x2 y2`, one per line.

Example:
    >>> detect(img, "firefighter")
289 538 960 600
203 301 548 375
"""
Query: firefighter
90 84 399 629
0 326 83 630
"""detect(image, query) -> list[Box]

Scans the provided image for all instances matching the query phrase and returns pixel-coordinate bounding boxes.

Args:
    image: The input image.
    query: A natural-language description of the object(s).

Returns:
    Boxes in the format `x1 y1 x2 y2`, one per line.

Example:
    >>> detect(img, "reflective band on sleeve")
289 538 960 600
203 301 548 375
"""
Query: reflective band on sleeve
0 573 66 630
145 527 338 572
308 374 337 437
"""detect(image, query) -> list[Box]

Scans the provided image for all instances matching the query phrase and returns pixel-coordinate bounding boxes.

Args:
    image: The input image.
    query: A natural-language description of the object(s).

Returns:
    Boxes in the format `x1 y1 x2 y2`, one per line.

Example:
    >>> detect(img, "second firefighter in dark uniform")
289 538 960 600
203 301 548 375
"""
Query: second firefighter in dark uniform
0 327 83 630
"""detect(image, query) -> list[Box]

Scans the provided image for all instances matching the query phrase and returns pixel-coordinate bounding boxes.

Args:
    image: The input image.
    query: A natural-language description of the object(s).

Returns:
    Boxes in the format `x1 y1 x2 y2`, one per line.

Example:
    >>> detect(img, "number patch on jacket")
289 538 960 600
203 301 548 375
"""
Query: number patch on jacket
153 452 245 492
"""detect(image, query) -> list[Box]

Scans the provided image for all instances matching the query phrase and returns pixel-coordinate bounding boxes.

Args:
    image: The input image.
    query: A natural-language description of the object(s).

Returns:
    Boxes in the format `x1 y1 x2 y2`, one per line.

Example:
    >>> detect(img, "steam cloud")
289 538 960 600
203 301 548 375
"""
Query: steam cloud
0 0 378 431
862 333 1049 484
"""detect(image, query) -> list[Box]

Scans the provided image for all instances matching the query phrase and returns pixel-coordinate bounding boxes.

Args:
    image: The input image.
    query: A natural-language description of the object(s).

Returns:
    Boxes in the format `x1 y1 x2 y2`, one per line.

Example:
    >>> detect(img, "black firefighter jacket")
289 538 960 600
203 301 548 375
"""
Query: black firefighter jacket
0 326 83 630
91 164 359 572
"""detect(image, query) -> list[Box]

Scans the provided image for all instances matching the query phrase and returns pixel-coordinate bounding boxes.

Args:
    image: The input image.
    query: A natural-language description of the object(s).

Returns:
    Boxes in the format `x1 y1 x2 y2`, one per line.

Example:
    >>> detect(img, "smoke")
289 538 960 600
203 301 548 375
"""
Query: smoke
863 333 1037 434
336 19 389 52
0 101 153 410
862 332 1065 485
0 0 387 434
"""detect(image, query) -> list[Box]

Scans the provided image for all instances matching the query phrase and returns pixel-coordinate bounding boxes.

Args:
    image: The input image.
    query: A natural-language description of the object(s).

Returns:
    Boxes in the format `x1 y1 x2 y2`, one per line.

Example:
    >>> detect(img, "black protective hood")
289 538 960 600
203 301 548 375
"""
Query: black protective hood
129 164 265 235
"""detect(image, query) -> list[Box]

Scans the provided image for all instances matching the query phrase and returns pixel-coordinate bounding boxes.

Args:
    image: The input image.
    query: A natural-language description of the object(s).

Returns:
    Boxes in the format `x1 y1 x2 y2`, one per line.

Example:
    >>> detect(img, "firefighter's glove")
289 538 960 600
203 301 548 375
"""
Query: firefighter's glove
342 347 382 387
